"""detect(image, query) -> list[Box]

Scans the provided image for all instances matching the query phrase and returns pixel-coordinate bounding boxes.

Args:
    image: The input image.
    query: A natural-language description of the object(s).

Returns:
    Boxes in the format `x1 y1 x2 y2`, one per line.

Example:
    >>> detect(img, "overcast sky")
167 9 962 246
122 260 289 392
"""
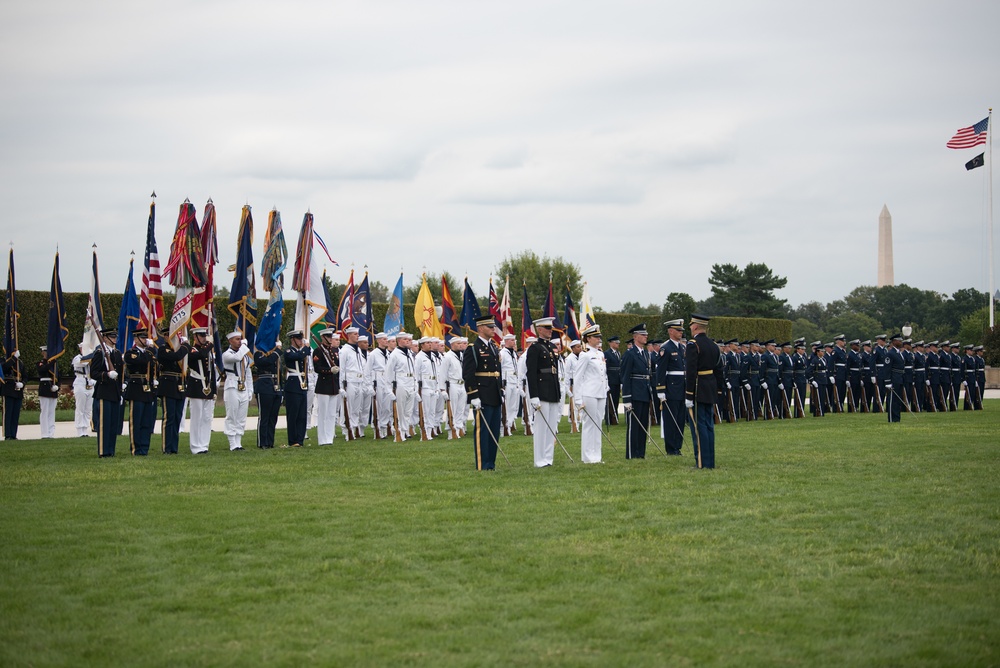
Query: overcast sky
1 0 997 313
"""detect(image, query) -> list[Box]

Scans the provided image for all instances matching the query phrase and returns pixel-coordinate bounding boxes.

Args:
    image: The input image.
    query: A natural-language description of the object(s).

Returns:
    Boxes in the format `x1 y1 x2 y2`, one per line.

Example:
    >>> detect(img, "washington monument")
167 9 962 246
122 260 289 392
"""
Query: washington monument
877 204 893 287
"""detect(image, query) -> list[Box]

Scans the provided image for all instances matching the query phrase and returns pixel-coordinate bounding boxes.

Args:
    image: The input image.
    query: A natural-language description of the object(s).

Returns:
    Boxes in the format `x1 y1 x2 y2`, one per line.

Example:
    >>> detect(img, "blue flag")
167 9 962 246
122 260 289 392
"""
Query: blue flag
255 290 284 353
459 277 482 330
383 273 404 336
46 253 69 362
255 209 287 354
228 205 258 348
3 248 17 360
116 259 140 354
352 272 374 343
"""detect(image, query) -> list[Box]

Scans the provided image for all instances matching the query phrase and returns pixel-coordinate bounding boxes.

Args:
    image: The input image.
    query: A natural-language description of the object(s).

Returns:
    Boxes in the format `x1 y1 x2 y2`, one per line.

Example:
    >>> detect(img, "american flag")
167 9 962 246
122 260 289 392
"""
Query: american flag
139 200 164 330
946 117 988 149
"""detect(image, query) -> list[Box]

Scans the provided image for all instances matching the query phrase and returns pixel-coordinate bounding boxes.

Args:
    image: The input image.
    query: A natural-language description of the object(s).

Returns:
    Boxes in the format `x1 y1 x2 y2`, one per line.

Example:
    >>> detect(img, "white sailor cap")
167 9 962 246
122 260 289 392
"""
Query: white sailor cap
396 331 411 339
227 331 242 340
503 333 516 341
344 326 359 335
569 340 581 348
375 332 387 340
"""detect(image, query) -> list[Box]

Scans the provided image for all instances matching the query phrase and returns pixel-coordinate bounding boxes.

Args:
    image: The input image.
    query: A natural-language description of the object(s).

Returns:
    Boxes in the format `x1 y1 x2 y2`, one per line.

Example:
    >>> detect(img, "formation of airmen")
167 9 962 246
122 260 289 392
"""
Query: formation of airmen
0 317 991 467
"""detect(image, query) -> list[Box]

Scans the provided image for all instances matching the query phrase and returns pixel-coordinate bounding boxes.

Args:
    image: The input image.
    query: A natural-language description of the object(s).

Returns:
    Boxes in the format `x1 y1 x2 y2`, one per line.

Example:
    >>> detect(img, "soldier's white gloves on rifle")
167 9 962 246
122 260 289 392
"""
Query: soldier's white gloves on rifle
471 398 482 410
685 399 694 409
530 397 541 409
108 370 118 380
657 392 666 402
811 380 818 388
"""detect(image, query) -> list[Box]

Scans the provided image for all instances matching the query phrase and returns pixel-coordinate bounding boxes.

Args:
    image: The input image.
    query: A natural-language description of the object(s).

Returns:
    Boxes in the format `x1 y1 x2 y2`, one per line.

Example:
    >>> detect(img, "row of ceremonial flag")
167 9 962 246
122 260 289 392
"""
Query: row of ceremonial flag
1 196 602 372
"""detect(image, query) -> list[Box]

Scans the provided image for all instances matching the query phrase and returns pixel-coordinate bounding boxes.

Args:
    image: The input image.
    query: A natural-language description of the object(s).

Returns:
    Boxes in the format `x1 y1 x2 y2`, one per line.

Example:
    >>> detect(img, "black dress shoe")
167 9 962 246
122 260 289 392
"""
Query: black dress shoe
232 447 244 451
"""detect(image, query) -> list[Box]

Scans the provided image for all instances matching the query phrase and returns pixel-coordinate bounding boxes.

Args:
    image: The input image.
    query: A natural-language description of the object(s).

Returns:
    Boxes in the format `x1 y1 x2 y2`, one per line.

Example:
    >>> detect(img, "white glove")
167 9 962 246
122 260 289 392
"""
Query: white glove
13 350 20 359
657 392 666 402
829 377 835 384
870 376 876 384
925 380 931 386
108 370 118 380
416 393 422 403
179 336 188 346
567 389 573 398
962 380 968 387
685 399 694 409
15 381 23 390
885 384 892 389
726 382 732 389
761 382 768 389
811 381 818 388
778 383 784 390
744 383 751 391
241 339 248 347
530 397 541 409
439 388 448 396
471 398 482 410
86 379 95 389
575 400 584 409
153 379 159 388
623 402 632 411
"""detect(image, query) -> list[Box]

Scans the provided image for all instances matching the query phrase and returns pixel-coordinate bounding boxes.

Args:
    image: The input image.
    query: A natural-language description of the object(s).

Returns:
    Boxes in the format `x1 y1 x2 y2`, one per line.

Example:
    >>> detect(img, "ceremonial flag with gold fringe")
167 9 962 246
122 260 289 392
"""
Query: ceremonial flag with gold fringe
291 212 329 340
459 277 482 332
414 273 442 339
383 273 404 336
579 281 597 329
227 205 258 347
563 282 580 342
164 200 205 345
81 248 104 356
440 275 460 344
352 271 374 344
255 209 287 353
139 196 164 332
116 258 140 354
46 252 69 362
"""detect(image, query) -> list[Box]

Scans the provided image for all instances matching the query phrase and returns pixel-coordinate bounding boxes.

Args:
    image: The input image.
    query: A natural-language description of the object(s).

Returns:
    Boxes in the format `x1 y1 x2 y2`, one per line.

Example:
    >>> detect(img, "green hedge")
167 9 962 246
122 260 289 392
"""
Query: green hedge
1 291 793 377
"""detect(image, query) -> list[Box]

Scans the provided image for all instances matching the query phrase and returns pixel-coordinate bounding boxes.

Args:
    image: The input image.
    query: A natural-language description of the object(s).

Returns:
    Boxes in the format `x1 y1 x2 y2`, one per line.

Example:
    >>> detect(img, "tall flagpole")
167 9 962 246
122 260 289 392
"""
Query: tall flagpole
989 107 995 328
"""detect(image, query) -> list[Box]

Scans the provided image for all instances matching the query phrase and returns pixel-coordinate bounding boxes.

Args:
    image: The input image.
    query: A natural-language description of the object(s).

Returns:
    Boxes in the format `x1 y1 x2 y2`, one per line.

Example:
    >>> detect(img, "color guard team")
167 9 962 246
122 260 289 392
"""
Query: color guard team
0 316 991 470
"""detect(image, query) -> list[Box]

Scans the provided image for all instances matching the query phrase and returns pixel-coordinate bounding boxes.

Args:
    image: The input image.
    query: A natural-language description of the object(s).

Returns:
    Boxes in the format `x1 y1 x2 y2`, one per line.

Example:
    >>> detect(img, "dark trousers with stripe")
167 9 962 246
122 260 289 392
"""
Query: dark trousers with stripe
662 399 685 455
161 396 184 454
3 396 22 439
256 393 282 448
625 401 648 459
129 399 156 455
473 404 501 470
93 397 121 457
688 402 716 469
285 391 307 446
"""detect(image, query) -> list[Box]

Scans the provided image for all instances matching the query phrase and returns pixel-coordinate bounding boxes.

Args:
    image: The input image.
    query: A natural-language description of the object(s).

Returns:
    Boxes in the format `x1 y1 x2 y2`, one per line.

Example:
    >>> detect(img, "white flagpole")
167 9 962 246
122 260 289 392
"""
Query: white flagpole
989 107 995 328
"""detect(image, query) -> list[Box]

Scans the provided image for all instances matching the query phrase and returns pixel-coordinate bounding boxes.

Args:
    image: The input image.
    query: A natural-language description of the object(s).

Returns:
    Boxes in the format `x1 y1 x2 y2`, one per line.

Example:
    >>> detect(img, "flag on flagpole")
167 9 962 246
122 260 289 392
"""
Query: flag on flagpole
520 281 534 349
488 277 503 345
291 212 329 341
579 281 597 329
542 277 563 341
81 248 105 356
563 282 580 342
310 269 340 346
2 248 16 362
459 277 482 332
139 197 164 331
116 258 140 354
336 268 355 340
192 199 218 331
164 200 206 345
440 275 460 344
499 275 514 339
947 117 989 149
352 271 374 344
414 273 443 338
46 252 69 362
255 208 287 353
965 153 985 170
227 205 258 347
384 272 404 336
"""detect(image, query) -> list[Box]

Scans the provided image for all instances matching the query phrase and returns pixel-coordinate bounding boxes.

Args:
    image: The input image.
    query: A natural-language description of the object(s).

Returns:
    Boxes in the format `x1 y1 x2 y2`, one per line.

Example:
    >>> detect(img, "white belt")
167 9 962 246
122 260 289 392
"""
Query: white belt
835 363 846 367
665 371 685 376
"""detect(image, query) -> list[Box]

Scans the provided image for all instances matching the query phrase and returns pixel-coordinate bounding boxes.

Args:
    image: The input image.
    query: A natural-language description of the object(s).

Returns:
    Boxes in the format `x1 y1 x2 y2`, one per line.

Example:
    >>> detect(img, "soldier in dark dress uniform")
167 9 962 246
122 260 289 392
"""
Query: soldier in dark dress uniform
808 342 830 416
283 330 310 448
36 346 61 439
974 346 986 410
926 341 944 411
747 341 763 418
620 323 652 459
950 343 964 411
123 329 157 455
2 349 26 439
90 328 124 457
685 314 723 469
859 340 874 411
157 327 190 454
792 340 808 417
655 319 686 456
253 345 283 449
830 335 848 412
778 341 795 417
738 342 754 420
463 315 503 470
901 339 915 411
885 333 905 423
871 334 889 412
525 317 563 467
912 341 927 411
762 339 781 418
185 328 217 454
962 344 979 410
603 336 622 424
726 340 742 420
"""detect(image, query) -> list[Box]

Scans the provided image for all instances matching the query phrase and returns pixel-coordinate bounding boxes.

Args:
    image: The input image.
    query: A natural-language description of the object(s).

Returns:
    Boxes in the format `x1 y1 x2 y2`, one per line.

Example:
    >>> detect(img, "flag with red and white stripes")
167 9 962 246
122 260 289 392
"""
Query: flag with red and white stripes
139 199 164 331
946 117 988 149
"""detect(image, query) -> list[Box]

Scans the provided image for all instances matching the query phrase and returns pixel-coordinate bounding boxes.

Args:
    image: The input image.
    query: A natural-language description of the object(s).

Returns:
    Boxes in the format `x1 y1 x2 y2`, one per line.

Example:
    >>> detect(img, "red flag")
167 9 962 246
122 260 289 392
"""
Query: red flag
488 277 502 345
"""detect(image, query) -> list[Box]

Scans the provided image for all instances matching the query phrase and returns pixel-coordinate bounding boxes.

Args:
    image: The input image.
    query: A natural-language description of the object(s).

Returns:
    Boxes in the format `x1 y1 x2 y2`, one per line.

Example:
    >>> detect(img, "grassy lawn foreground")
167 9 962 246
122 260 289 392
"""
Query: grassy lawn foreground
1 404 998 666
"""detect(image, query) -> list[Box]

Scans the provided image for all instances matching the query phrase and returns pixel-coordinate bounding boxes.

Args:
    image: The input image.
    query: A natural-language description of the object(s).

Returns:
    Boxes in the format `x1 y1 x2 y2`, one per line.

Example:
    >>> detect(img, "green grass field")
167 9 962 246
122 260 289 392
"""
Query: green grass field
1 404 998 666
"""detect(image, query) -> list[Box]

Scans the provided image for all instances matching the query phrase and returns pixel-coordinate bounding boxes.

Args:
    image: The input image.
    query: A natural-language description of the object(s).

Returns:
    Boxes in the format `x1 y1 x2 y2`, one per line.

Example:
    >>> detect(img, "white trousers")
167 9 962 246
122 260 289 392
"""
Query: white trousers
374 385 393 437
504 385 520 429
345 382 366 436
579 396 606 463
447 385 467 438
395 385 416 437
223 387 250 449
73 378 93 436
532 401 562 467
316 393 339 445
306 385 316 429
178 397 189 432
188 398 214 453
39 396 57 439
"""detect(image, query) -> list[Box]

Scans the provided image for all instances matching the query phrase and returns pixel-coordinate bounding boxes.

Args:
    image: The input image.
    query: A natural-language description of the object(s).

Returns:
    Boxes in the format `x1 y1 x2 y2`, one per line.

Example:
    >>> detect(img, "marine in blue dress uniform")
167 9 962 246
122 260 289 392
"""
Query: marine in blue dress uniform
253 347 284 449
123 329 157 456
685 314 723 469
2 350 26 440
283 330 311 447
603 336 622 424
156 328 190 454
655 319 686 456
620 323 652 459
463 315 503 470
885 333 905 423
90 328 124 457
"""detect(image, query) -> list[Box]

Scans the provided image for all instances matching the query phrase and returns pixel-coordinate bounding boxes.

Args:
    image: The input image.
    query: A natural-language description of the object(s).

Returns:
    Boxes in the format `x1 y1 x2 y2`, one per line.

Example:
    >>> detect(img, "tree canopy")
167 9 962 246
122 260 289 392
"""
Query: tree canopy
493 251 583 310
707 262 788 318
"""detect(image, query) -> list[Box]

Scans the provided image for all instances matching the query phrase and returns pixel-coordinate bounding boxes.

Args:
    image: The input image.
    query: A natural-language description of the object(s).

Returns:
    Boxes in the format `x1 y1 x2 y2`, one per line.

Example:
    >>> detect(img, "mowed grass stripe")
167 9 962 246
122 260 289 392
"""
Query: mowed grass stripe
1 403 998 667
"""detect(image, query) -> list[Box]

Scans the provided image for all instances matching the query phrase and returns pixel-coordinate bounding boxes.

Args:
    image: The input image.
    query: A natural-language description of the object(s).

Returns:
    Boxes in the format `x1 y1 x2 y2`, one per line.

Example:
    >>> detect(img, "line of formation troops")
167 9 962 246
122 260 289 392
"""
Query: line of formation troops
1 315 989 469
